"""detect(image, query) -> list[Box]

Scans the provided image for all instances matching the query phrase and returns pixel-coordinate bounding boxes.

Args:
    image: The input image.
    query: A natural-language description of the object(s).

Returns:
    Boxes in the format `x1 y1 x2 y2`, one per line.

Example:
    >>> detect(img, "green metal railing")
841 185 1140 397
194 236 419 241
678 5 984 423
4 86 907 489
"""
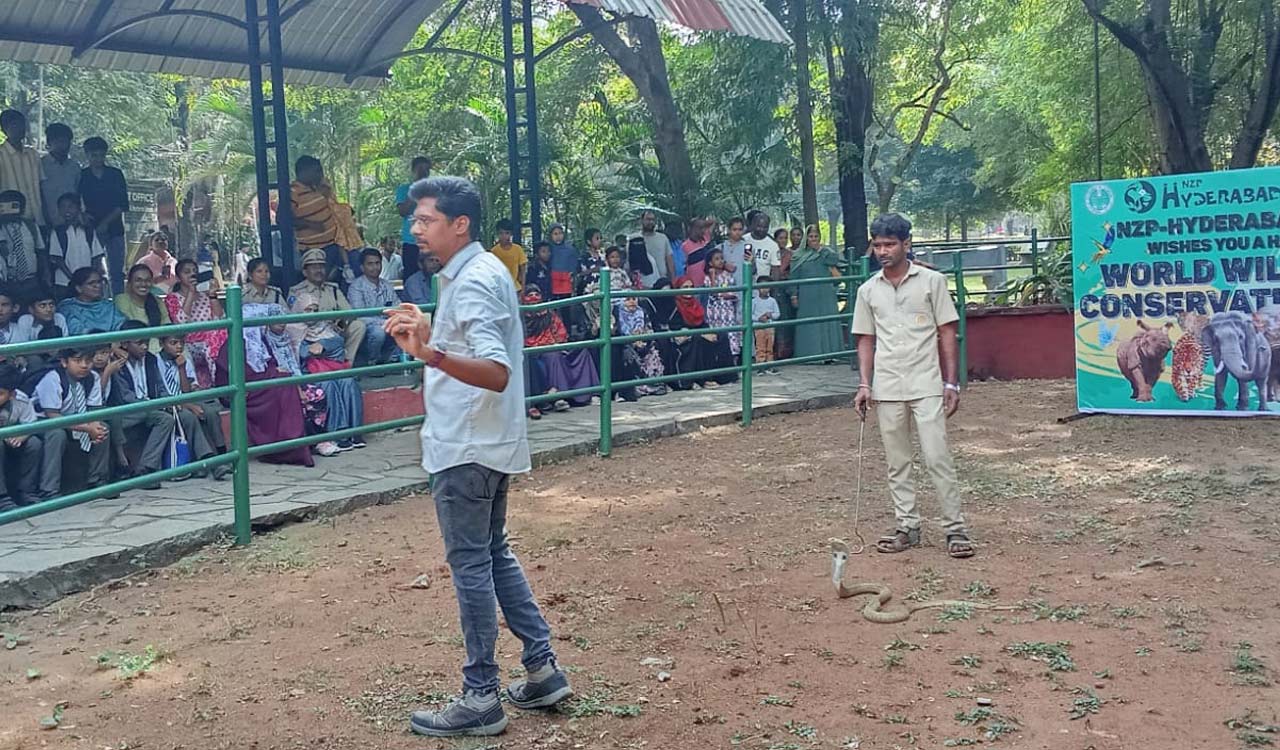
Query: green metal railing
0 262 870 539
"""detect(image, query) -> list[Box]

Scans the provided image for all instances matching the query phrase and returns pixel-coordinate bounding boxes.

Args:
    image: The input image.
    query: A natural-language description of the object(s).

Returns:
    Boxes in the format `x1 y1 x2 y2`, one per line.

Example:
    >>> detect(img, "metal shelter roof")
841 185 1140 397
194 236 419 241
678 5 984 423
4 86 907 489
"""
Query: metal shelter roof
0 0 788 91
0 0 447 90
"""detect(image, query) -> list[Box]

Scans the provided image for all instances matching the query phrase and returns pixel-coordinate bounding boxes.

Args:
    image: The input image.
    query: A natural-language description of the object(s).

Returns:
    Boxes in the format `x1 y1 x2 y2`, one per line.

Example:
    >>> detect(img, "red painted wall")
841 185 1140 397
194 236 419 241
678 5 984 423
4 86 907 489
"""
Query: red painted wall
965 305 1074 380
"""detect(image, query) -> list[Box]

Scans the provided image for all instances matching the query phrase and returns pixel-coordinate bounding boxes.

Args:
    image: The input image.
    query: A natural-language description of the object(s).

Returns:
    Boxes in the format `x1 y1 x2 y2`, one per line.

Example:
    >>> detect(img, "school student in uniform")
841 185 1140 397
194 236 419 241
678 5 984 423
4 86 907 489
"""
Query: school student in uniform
0 363 43 510
29 344 112 499
47 192 107 299
155 332 230 480
115 321 227 486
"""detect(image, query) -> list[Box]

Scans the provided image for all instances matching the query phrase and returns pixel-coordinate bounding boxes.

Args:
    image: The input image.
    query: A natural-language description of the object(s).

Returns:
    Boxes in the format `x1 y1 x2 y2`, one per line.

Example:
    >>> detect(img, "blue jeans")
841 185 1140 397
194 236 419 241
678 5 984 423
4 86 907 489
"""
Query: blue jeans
431 463 555 695
357 318 399 364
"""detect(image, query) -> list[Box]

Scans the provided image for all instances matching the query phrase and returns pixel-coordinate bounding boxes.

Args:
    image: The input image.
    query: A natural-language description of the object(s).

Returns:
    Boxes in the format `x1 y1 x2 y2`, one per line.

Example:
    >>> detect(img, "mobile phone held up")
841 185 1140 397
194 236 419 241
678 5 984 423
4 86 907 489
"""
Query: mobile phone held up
196 261 215 293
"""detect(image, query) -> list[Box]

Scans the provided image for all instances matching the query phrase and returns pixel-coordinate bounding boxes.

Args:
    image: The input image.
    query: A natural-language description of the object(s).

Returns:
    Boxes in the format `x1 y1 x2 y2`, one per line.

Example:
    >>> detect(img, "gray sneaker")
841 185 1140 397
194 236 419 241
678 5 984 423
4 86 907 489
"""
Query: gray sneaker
507 667 574 709
409 693 508 737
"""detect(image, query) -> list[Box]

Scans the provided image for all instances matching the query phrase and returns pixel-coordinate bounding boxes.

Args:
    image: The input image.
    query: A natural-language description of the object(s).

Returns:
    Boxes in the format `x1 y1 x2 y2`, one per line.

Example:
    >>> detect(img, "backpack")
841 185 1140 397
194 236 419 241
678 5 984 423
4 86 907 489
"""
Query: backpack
21 365 69 411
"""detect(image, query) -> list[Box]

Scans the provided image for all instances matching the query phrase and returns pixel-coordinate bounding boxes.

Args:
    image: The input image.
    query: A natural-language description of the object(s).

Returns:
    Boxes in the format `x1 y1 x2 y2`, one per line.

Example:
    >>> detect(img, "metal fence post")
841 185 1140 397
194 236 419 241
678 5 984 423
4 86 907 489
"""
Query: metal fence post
598 269 613 456
740 262 755 427
1030 227 1040 277
225 285 253 545
951 252 968 388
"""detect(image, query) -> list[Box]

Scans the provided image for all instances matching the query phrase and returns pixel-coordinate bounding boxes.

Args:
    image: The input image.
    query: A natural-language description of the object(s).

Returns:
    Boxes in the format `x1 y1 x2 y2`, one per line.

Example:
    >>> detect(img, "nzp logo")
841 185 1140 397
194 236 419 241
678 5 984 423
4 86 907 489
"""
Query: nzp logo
1084 184 1114 216
1124 180 1157 214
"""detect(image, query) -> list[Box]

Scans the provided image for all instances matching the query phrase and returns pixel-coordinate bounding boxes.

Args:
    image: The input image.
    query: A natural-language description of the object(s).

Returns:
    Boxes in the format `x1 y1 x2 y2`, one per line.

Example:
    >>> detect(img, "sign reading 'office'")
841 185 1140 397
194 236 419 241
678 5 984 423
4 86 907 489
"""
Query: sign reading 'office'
1070 167 1280 416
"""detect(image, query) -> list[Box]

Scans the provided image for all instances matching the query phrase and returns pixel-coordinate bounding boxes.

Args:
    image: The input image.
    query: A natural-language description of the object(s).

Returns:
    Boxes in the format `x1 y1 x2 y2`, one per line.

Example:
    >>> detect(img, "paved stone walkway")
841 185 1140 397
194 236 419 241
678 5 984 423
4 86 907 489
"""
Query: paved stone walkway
0 364 854 608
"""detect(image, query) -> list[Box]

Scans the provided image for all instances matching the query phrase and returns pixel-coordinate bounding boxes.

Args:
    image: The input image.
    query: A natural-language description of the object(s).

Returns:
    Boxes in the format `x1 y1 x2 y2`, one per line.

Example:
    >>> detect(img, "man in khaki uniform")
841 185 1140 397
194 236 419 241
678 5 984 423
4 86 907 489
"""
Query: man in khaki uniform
288 248 366 363
851 213 974 559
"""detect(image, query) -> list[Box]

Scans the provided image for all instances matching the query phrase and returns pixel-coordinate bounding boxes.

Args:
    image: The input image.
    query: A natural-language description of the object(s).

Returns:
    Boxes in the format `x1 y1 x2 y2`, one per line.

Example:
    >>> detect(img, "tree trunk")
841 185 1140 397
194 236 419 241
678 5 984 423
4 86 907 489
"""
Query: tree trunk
1230 0 1280 168
569 6 701 220
823 4 877 253
792 0 820 226
960 214 968 242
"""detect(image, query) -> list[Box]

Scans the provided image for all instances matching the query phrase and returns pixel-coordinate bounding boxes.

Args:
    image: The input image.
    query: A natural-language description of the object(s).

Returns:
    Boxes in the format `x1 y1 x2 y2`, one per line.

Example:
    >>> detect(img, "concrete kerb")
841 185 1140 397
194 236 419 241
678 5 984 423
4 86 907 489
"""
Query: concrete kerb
1 392 852 611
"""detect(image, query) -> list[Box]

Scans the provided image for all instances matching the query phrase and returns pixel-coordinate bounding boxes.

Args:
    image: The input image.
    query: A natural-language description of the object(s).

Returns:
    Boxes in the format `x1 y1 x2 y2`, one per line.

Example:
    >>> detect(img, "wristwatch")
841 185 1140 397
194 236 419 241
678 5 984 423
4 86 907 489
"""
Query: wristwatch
944 383 960 392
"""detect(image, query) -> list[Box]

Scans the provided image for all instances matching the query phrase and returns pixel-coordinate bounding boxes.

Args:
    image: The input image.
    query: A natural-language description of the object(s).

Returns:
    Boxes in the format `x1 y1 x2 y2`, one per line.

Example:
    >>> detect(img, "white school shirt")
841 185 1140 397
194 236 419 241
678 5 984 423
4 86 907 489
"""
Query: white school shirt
34 369 103 415
156 355 198 397
49 225 106 286
13 313 69 343
420 241 530 475
125 358 149 400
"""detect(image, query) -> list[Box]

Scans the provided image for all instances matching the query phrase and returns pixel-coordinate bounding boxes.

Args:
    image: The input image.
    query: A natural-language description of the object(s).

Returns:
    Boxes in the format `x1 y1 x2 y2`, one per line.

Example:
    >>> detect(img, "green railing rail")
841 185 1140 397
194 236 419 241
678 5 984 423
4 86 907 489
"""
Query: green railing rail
0 261 872 540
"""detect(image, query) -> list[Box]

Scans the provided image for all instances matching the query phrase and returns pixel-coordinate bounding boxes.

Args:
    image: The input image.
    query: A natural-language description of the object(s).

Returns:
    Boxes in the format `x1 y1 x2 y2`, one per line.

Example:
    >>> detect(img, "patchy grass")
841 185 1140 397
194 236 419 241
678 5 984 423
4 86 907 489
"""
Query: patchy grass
1225 709 1280 748
963 580 997 598
760 695 795 707
784 720 818 740
1028 600 1088 622
1230 642 1271 687
951 654 982 670
1006 641 1076 672
560 691 643 719
94 646 164 680
938 603 975 623
1068 688 1105 719
905 568 945 602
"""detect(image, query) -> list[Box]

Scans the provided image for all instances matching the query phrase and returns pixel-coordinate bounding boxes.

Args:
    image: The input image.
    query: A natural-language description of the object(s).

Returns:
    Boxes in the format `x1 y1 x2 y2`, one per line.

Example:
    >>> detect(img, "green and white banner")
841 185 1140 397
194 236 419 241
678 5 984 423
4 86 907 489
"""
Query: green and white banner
1071 167 1280 415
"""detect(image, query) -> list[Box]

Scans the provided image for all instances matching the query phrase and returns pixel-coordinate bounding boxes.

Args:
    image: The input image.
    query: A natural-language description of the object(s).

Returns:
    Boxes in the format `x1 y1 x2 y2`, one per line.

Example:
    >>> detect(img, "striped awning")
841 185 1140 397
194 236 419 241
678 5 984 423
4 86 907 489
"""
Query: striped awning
567 0 790 44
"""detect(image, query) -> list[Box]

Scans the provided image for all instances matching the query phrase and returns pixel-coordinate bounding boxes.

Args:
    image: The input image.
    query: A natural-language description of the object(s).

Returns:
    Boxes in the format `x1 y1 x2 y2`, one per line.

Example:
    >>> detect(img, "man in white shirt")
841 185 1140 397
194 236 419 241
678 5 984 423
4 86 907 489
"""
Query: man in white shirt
384 176 571 738
746 209 782 281
379 238 403 282
0 110 45 246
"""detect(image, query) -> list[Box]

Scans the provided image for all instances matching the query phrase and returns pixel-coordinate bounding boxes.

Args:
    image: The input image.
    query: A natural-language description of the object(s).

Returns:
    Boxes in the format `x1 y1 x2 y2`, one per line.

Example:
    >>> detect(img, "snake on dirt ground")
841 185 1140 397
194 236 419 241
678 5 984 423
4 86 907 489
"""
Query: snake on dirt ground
829 540 1019 624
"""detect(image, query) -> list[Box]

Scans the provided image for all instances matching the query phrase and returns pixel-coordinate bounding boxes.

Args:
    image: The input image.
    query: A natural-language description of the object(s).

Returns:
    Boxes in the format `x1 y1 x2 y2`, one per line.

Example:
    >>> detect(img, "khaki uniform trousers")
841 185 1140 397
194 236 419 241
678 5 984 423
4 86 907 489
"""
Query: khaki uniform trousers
875 395 966 534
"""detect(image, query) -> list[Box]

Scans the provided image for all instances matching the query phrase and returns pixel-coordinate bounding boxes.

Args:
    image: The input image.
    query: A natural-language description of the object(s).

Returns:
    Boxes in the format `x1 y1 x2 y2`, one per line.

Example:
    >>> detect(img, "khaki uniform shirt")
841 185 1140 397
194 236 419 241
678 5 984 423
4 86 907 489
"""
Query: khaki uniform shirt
288 279 350 312
851 262 959 401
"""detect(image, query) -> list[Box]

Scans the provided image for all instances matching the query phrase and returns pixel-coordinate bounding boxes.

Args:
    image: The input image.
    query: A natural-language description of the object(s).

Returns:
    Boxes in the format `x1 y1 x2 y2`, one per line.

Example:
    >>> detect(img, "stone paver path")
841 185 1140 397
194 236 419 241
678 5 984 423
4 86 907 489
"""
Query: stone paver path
0 364 853 607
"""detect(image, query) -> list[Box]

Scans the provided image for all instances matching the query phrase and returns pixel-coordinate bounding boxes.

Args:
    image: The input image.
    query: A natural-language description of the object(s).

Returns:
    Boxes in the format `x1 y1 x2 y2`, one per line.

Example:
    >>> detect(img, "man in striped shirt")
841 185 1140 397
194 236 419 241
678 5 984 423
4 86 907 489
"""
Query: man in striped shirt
291 155 346 286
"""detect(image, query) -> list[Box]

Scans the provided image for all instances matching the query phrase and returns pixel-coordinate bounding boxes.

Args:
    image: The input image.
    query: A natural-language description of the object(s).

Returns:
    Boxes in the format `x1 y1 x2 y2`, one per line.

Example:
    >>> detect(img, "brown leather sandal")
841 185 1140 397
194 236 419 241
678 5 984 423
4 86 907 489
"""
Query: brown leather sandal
875 527 921 553
946 533 975 559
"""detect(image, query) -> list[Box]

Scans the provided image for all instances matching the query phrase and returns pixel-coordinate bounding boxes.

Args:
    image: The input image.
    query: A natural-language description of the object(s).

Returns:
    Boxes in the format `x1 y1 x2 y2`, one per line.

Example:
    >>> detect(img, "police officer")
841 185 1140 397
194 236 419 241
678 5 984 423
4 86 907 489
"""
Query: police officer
288 247 366 363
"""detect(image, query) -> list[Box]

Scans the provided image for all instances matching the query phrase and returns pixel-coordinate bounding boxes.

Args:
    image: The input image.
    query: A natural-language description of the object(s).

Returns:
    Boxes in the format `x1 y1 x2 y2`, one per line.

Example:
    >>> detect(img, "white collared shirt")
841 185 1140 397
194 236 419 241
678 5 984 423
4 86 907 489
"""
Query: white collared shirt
420 241 530 475
126 358 149 400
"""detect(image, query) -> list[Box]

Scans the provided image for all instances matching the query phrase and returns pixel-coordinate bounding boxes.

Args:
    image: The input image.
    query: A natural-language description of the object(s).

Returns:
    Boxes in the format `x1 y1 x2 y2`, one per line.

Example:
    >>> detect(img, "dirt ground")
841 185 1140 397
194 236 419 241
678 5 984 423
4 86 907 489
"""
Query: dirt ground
2 379 1279 750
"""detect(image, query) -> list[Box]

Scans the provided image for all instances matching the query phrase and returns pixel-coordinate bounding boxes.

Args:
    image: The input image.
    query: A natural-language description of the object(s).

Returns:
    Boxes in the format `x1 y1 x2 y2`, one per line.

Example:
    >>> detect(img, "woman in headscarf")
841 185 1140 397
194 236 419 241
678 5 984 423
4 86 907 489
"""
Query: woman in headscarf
789 224 845 360
616 295 667 397
214 303 314 466
522 288 600 417
664 275 735 390
773 226 796 361
626 236 654 289
547 223 578 300
703 246 741 356
166 258 228 389
58 267 126 334
291 292 364 451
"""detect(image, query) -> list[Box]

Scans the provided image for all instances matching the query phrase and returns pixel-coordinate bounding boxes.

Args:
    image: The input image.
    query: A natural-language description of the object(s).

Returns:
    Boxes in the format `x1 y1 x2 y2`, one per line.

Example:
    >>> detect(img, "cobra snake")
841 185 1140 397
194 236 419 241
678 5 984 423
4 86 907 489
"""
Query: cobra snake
830 540 1018 624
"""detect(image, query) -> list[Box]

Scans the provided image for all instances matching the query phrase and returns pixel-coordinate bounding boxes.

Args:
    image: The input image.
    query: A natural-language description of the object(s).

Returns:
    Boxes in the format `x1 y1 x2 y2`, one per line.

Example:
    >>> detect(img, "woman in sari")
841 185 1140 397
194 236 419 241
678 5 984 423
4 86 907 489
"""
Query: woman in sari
215 303 314 466
165 258 228 389
522 288 599 417
664 276 735 389
291 292 364 451
58 267 126 334
242 257 287 306
616 295 667 397
789 224 845 359
703 247 741 356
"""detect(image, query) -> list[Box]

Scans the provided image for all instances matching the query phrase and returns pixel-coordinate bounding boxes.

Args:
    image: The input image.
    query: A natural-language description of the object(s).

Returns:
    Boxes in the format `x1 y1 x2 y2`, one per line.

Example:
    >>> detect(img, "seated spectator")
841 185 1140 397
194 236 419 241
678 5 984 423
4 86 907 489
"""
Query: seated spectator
58 267 125 335
242 257 286 306
136 232 177 291
86 332 128 478
615 295 667 399
48 192 106 298
347 248 401 365
16 287 69 342
154 332 229 480
664 276 736 390
526 241 553 301
403 251 439 306
521 288 599 419
214 304 314 466
113 264 170 333
0 287 17 345
0 190 39 285
166 259 227 389
288 248 366 364
28 344 111 499
489 219 525 291
0 363 43 510
290 292 365 451
257 309 332 455
117 324 228 483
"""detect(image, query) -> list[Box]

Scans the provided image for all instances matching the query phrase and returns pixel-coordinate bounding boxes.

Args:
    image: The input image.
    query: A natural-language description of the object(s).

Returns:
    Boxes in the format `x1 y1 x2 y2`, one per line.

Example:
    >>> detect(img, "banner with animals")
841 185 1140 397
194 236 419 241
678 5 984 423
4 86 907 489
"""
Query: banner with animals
1071 167 1280 415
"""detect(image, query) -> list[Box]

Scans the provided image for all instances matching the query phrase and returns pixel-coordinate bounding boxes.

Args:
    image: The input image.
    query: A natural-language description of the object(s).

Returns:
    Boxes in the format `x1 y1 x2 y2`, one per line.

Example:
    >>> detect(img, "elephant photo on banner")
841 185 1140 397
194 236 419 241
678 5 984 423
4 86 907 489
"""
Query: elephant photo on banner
1199 311 1272 412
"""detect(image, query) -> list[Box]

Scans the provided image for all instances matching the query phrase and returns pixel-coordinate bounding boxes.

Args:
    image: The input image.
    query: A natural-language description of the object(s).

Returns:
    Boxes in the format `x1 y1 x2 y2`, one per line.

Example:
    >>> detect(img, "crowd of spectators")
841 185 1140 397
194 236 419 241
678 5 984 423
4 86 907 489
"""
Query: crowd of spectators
0 137 848 510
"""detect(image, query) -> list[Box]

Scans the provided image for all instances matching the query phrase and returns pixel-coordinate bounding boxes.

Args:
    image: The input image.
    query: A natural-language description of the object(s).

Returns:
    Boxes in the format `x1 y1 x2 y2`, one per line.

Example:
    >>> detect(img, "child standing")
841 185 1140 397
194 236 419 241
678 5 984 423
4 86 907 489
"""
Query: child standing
752 277 780 371
527 241 554 302
48 192 106 298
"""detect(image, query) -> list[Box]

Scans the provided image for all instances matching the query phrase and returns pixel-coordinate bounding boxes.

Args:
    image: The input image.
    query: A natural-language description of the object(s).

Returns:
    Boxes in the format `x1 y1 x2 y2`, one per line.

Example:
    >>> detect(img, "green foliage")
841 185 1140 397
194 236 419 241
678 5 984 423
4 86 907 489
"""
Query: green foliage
1006 641 1075 672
